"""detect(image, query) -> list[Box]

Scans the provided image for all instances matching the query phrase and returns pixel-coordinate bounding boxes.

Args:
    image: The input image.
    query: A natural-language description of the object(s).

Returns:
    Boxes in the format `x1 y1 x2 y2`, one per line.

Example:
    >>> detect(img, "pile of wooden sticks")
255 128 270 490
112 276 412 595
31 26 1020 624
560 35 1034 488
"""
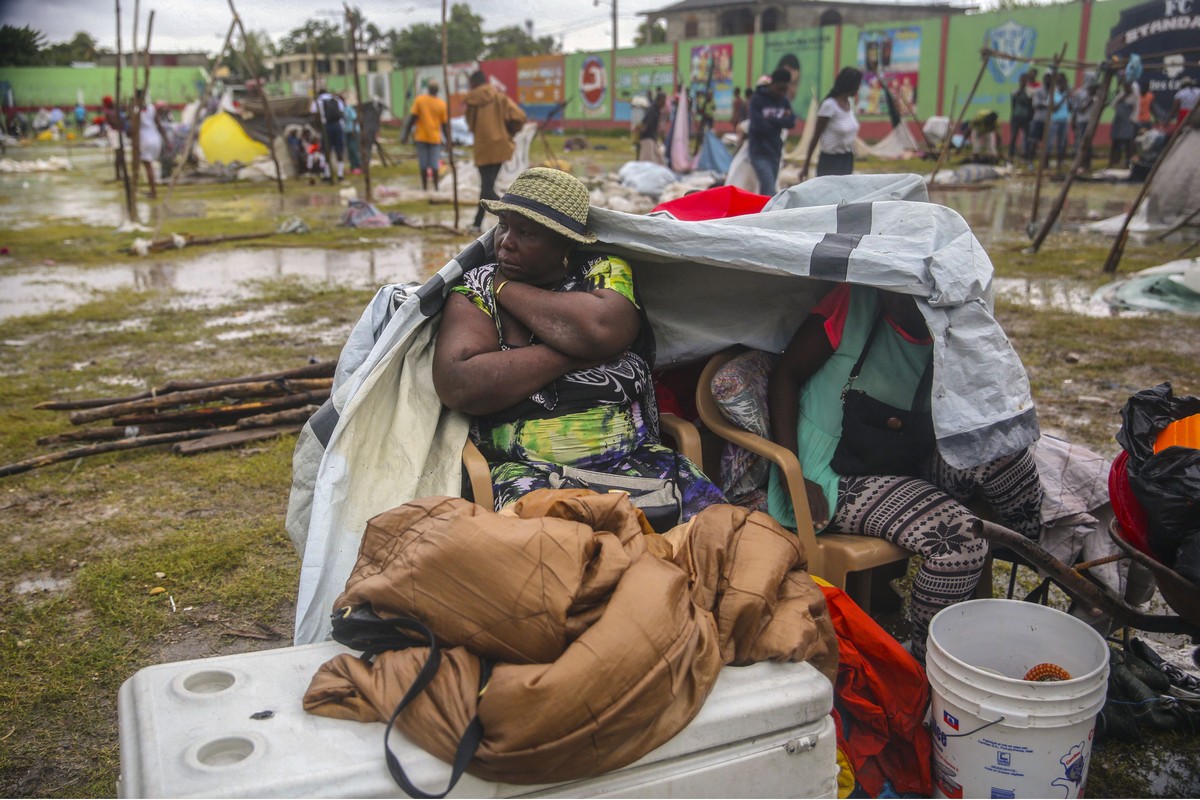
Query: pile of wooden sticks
0 361 334 478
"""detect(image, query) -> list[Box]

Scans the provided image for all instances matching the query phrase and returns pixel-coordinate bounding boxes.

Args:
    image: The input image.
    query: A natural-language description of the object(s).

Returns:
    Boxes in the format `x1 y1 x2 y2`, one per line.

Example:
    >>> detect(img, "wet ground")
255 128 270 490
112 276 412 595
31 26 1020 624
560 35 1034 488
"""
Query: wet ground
0 144 1170 322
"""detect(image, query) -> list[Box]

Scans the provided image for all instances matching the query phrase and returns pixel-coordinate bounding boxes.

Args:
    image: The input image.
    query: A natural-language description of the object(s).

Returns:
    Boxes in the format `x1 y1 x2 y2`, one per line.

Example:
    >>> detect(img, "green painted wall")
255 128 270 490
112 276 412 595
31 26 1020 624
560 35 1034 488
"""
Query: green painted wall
0 66 207 108
2 0 1154 129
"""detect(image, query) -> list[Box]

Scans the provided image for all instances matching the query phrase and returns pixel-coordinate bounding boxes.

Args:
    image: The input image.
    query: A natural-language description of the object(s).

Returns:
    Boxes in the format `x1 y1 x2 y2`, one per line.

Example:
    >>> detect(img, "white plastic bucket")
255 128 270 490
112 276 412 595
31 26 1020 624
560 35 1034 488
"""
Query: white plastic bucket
926 599 1109 799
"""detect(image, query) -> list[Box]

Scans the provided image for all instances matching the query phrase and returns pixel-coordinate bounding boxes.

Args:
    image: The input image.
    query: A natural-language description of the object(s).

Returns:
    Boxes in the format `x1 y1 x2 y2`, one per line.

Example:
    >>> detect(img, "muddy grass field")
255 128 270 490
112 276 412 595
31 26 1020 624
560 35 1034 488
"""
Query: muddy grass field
1 131 1197 797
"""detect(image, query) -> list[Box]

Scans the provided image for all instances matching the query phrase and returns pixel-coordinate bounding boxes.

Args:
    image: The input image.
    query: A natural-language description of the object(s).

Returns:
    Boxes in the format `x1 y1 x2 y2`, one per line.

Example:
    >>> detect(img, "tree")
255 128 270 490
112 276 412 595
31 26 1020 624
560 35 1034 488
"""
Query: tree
233 29 275 79
364 23 386 55
390 4 484 67
485 21 558 60
0 25 47 66
276 20 345 56
634 20 666 46
42 31 98 65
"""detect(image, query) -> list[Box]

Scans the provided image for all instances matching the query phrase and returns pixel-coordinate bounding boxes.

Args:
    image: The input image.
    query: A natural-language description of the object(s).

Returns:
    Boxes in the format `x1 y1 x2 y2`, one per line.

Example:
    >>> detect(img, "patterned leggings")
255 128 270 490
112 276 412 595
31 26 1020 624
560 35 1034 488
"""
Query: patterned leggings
829 447 1043 658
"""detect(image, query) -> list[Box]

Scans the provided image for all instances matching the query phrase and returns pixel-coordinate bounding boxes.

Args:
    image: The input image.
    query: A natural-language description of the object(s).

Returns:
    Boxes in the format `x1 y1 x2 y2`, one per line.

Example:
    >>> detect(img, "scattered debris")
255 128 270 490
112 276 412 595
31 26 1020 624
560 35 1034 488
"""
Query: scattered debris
1 361 334 478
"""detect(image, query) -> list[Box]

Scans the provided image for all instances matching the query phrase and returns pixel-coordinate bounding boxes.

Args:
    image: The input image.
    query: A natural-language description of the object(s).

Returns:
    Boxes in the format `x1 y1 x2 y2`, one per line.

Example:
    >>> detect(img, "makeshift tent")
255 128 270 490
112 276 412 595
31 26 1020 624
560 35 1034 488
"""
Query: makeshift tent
1086 127 1200 233
285 173 1039 644
196 111 269 165
855 122 926 160
693 129 732 175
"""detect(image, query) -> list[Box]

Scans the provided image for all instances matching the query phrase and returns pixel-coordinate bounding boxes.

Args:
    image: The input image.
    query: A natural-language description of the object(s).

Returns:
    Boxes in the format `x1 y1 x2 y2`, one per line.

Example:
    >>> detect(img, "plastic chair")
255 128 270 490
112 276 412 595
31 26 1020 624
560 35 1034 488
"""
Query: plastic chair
461 413 705 514
695 347 910 611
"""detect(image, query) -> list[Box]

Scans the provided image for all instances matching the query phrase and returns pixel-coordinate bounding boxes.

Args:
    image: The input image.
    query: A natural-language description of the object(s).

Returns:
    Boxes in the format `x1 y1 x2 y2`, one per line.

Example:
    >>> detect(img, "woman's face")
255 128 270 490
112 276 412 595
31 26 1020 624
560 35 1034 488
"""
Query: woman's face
494 211 572 288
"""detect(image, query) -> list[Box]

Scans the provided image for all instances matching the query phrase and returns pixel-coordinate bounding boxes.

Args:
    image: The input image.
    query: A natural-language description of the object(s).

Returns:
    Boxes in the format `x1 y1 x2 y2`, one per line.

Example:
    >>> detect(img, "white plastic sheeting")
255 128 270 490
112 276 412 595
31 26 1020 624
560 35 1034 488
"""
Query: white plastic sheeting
286 173 1039 644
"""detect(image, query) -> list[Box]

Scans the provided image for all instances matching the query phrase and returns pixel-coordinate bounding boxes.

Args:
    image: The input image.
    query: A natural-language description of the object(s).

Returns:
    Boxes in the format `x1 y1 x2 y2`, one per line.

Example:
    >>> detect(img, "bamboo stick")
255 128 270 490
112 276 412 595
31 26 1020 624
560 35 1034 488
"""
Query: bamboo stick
114 0 136 219
1030 63 1114 253
130 229 278 254
111 390 329 426
234 405 322 428
1155 203 1200 241
172 425 301 455
442 0 460 229
35 361 335 411
37 421 209 446
0 427 237 479
928 50 990 182
129 0 142 202
1103 102 1200 273
68 379 331 425
155 19 238 238
1029 47 1067 229
228 0 285 194
345 3 371 202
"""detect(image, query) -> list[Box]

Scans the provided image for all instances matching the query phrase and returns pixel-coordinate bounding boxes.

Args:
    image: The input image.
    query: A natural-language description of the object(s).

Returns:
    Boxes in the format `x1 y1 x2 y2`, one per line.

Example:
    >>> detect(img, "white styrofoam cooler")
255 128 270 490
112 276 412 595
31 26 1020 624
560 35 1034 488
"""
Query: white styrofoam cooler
118 641 837 798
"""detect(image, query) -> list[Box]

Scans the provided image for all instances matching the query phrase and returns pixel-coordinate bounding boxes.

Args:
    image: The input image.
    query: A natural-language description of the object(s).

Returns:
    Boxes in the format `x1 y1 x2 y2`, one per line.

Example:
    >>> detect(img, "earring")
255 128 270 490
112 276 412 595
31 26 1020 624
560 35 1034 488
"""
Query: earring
562 254 570 271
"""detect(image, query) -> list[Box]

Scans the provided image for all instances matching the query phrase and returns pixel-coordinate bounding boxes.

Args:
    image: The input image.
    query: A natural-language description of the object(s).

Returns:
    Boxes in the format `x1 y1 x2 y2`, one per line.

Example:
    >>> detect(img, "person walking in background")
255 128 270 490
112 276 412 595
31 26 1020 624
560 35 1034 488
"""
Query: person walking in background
1170 76 1200 125
746 68 797 196
638 91 666 164
731 87 747 130
464 69 526 233
402 80 450 191
693 89 714 156
343 100 362 175
1049 72 1071 171
1028 70 1052 161
1070 73 1099 172
310 87 346 183
1008 70 1034 165
135 91 166 198
1109 77 1139 169
800 67 862 180
73 101 86 136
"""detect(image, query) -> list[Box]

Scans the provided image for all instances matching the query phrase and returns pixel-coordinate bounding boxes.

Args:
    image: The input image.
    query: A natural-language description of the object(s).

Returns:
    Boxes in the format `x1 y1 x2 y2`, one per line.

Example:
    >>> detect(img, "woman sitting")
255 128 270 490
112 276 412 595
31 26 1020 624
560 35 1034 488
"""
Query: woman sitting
768 283 1044 659
433 167 725 525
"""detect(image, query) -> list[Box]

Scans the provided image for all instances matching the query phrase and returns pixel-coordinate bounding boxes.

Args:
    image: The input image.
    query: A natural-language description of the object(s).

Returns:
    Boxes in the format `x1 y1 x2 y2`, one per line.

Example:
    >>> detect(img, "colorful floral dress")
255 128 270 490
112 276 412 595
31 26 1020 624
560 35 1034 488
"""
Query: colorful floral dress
451 254 726 519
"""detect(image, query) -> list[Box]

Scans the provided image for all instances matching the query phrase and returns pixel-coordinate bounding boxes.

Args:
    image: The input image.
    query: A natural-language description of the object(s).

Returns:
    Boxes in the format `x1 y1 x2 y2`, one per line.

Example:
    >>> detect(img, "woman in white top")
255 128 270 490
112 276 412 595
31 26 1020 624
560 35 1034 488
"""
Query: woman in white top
135 91 167 199
801 67 862 179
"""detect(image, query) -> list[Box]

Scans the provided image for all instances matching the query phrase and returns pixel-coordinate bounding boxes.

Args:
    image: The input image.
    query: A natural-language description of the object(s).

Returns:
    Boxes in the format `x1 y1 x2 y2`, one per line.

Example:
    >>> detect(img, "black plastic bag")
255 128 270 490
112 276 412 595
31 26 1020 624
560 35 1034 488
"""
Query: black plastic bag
1115 382 1200 580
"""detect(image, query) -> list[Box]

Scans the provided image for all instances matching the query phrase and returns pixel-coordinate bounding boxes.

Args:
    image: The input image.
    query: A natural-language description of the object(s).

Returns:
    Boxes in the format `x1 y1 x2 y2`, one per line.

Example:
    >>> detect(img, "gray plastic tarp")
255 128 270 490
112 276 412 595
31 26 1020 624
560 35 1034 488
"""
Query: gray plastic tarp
286 173 1039 644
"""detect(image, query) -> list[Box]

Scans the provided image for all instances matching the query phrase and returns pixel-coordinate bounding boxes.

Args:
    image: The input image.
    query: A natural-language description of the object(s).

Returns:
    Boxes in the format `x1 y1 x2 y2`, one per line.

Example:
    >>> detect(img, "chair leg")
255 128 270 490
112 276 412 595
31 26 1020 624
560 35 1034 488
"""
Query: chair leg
975 552 995 599
845 570 874 614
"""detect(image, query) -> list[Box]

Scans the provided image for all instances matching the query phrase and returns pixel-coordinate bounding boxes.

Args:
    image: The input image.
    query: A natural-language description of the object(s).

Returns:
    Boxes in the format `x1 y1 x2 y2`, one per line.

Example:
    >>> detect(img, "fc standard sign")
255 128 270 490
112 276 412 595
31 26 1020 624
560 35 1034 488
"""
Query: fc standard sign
580 55 608 110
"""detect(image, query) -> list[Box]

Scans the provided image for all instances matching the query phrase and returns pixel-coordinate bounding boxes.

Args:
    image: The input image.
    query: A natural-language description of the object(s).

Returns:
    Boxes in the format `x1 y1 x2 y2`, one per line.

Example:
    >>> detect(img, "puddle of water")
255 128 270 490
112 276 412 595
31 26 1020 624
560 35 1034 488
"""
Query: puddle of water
932 179 1141 248
0 243 459 320
14 576 71 594
992 276 1148 317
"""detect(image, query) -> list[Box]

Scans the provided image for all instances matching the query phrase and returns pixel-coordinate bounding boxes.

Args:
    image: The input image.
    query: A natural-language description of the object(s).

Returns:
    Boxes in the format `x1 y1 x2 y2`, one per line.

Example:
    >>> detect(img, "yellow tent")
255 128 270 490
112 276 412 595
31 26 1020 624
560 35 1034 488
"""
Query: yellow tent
197 112 269 165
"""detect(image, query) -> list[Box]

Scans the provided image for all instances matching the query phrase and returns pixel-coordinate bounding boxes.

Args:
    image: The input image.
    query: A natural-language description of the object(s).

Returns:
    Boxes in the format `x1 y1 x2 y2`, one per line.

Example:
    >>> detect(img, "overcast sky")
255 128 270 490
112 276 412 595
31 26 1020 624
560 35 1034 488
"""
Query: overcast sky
2 0 673 56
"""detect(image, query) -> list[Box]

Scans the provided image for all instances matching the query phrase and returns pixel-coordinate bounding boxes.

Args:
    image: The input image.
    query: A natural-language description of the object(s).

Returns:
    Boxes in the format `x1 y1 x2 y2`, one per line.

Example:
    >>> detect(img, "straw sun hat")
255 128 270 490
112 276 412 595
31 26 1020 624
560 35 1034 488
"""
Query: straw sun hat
481 167 597 244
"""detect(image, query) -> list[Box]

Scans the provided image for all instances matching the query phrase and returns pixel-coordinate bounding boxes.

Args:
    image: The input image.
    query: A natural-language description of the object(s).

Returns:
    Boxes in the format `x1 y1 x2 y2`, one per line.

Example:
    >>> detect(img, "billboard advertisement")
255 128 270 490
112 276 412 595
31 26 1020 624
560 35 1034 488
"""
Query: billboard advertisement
615 47 675 122
687 42 735 120
855 26 921 118
1106 0 1200 121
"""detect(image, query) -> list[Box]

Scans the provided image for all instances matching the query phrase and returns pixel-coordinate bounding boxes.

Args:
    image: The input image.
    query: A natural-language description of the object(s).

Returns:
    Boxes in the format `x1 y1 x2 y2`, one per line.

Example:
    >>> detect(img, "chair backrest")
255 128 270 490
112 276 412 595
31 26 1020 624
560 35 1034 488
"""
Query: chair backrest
696 347 824 572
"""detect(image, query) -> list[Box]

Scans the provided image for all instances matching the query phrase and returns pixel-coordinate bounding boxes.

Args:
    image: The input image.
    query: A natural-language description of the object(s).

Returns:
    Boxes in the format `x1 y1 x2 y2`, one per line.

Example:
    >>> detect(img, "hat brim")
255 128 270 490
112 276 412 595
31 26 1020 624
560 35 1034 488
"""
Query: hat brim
480 199 598 244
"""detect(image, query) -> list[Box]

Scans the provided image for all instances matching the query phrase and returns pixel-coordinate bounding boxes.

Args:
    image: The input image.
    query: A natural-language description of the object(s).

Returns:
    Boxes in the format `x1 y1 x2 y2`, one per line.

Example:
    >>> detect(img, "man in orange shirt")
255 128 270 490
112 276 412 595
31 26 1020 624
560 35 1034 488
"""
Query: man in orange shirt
402 80 450 191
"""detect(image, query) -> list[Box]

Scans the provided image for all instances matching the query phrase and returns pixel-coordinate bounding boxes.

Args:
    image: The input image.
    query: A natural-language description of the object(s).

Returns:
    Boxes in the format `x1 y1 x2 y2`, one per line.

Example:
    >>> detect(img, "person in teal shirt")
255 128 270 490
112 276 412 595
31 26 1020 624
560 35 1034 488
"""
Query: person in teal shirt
342 101 362 173
768 283 1043 661
1048 72 1071 170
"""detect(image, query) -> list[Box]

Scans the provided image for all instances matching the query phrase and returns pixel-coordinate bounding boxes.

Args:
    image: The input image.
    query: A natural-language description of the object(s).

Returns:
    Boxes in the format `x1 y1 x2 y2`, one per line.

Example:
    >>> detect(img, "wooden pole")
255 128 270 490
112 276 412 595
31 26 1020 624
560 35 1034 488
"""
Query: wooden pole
1104 102 1200 273
68 378 331 425
928 50 989 181
114 0 136 220
344 3 371 202
154 20 237 238
129 0 141 202
1030 63 1114 253
442 0 460 229
228 0 285 194
1155 203 1200 241
1029 47 1067 228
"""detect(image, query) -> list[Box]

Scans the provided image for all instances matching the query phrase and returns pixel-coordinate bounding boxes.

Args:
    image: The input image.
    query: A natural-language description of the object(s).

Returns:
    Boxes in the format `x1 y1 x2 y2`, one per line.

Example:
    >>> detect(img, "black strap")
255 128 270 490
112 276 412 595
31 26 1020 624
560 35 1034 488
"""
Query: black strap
843 310 933 413
379 616 492 799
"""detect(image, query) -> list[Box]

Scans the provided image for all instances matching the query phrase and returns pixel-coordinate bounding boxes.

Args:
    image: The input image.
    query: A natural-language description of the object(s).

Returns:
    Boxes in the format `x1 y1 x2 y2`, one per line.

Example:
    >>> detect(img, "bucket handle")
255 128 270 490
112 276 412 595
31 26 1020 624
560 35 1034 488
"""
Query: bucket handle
944 702 1028 737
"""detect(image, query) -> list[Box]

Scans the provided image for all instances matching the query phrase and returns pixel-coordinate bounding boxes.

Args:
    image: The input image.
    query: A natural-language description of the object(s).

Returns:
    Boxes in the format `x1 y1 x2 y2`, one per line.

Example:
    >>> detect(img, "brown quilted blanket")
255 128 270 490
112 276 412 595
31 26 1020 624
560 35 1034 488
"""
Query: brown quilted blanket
303 489 836 784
